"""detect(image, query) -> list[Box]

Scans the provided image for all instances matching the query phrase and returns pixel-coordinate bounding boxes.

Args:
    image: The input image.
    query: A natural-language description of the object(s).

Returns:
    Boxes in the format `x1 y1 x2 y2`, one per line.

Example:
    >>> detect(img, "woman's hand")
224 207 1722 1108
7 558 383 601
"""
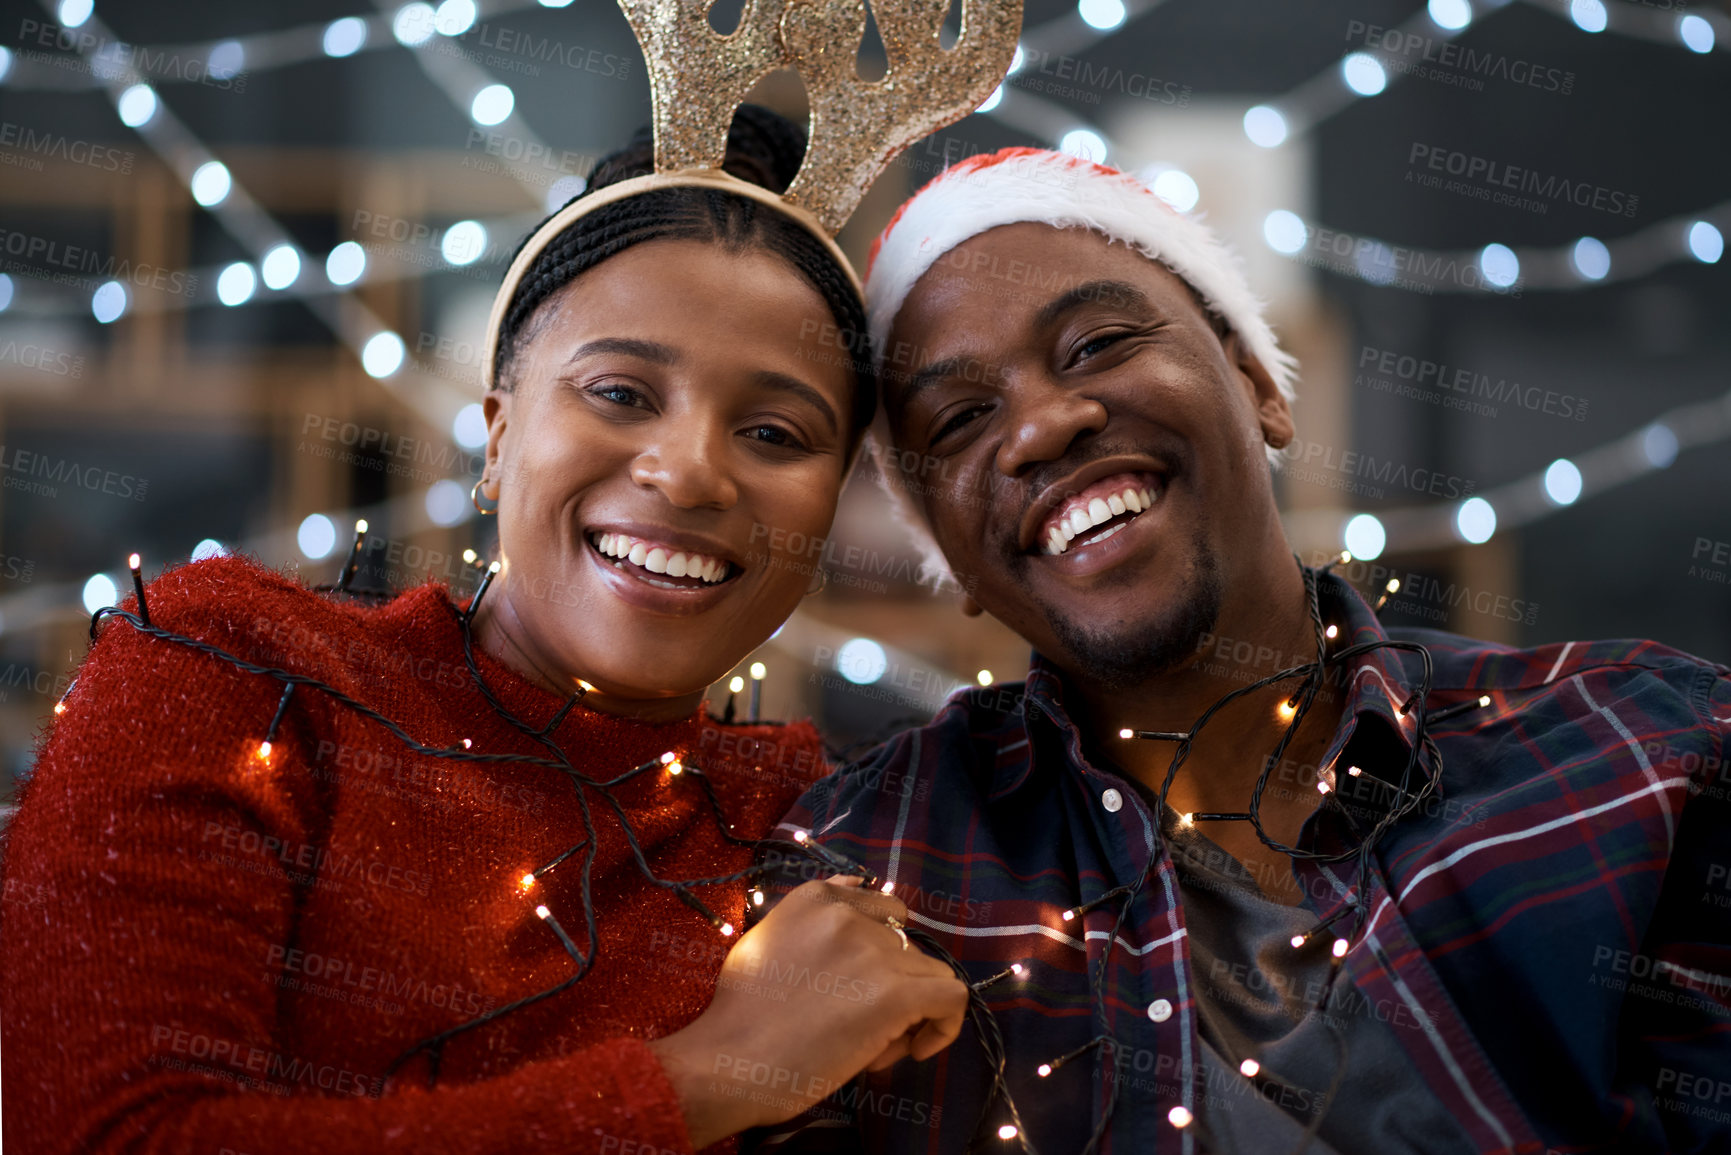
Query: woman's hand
647 876 969 1148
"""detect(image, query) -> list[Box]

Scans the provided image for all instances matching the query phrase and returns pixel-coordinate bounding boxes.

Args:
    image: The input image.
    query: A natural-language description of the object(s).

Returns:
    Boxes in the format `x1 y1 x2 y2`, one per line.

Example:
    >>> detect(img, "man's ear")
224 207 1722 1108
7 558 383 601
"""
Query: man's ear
1222 330 1294 453
481 389 511 499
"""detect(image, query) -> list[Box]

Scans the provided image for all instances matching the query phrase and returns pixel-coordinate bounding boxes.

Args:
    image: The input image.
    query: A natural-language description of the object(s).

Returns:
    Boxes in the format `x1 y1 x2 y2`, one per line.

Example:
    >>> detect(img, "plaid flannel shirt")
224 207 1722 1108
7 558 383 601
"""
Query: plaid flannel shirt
753 570 1731 1155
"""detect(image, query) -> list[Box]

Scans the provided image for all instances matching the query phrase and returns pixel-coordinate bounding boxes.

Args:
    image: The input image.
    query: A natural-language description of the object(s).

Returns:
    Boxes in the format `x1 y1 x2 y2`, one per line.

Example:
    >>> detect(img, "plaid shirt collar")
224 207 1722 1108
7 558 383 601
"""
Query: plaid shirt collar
999 567 1424 807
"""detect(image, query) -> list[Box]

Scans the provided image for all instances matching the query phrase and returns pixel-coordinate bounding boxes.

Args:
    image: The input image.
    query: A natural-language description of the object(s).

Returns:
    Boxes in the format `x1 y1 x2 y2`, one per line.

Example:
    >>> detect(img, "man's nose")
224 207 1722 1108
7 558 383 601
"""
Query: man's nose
993 376 1109 477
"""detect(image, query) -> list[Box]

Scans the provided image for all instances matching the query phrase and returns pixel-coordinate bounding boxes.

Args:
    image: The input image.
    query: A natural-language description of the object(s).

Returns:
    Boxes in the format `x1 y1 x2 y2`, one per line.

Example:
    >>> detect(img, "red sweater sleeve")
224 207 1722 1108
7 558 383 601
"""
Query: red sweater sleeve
0 581 695 1155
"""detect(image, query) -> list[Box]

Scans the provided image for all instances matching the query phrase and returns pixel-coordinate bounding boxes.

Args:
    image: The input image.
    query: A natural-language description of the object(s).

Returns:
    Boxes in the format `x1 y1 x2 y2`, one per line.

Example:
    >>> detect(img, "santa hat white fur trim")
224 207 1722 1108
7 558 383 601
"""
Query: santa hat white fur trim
861 148 1298 590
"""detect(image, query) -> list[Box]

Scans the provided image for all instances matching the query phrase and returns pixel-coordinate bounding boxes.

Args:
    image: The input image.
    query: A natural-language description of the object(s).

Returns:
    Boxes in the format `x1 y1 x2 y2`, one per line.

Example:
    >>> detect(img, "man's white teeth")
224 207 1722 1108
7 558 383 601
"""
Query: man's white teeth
1043 485 1156 556
595 533 729 583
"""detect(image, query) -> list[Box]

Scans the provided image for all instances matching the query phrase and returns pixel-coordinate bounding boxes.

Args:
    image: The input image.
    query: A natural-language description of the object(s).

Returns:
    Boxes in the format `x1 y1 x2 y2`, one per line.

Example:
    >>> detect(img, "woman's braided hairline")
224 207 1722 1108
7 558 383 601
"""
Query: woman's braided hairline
492 183 876 441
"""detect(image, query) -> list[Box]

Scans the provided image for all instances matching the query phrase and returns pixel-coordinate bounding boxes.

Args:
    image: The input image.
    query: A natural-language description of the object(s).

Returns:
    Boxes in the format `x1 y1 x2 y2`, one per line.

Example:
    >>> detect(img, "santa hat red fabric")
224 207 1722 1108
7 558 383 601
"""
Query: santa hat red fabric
865 147 1297 406
861 147 1298 586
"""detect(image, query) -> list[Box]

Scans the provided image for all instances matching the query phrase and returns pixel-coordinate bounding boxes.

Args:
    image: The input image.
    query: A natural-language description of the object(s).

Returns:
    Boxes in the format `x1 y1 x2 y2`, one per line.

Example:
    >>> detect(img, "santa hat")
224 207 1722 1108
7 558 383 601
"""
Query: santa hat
861 147 1298 589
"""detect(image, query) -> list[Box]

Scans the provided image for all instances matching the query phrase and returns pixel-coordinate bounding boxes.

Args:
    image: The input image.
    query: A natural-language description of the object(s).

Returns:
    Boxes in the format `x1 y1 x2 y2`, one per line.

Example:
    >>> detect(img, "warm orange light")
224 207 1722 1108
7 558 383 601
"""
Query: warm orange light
519 873 536 891
255 741 272 761
1240 1058 1260 1078
719 922 735 937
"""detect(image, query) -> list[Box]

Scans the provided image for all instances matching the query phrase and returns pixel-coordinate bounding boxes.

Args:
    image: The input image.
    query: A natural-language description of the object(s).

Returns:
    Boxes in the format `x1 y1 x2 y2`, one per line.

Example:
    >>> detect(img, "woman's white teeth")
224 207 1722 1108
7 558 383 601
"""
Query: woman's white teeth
595 533 729 583
1043 485 1157 556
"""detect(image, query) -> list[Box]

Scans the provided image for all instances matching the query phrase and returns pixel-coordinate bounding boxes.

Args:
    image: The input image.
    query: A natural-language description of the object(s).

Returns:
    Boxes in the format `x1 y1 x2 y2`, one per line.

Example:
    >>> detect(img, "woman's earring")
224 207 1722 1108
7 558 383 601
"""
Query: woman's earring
471 478 499 516
806 568 828 596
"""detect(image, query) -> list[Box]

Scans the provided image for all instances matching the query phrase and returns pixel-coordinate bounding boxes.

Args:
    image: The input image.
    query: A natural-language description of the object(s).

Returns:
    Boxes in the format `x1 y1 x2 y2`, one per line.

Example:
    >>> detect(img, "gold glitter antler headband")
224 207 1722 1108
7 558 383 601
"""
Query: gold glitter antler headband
482 0 1020 389
623 0 1024 235
780 0 1023 235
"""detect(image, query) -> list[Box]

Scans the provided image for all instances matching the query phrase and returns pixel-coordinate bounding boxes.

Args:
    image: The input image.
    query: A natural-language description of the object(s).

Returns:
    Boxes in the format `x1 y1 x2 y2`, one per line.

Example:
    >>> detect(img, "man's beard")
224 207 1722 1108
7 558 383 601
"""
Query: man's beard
1043 524 1224 691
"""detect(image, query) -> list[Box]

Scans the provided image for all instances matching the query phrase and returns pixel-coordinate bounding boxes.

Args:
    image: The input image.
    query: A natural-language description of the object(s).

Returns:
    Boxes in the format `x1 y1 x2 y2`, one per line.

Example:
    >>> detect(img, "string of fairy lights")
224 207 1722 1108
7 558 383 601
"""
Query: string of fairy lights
4 0 1724 331
751 552 1483 1153
0 0 1722 632
66 533 842 1084
61 540 1476 1150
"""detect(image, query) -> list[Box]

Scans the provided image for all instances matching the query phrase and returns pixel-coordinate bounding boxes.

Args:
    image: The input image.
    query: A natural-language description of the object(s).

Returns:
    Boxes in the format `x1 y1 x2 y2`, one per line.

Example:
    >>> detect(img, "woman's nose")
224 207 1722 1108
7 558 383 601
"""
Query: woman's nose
628 427 740 511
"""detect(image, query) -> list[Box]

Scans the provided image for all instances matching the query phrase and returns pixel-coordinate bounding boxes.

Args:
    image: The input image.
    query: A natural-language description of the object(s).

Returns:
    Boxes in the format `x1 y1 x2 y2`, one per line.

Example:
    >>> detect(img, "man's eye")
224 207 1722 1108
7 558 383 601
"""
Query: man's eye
934 405 987 443
1076 333 1124 360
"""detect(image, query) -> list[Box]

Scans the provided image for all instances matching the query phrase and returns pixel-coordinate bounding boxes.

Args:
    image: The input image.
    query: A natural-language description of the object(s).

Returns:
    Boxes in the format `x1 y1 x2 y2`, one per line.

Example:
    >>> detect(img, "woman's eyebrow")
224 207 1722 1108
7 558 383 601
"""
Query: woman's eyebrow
754 371 839 436
563 337 680 367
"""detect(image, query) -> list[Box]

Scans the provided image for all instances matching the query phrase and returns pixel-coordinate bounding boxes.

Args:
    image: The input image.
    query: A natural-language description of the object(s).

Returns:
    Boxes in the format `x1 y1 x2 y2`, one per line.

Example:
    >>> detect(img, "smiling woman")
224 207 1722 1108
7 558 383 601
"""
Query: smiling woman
0 107 969 1155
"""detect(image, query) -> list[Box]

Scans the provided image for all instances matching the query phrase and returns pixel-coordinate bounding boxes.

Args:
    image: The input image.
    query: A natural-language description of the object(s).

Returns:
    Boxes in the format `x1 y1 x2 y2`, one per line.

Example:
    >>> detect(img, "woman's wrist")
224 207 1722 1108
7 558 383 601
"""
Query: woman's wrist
646 1022 768 1150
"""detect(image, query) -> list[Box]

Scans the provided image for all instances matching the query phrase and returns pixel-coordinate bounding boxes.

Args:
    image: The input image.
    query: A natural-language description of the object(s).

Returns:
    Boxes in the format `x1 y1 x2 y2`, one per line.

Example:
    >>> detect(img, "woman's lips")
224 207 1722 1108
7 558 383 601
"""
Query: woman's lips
589 531 733 584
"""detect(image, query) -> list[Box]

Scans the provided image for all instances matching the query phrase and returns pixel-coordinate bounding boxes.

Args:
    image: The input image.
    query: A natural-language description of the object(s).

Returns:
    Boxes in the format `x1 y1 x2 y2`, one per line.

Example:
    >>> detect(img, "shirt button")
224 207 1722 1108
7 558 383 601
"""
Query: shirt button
1148 998 1173 1023
1101 788 1123 813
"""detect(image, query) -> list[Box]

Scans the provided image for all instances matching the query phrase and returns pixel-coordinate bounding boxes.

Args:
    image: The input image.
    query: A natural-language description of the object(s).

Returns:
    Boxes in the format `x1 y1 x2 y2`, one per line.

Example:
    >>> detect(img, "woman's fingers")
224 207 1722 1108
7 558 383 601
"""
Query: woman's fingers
798 876 909 928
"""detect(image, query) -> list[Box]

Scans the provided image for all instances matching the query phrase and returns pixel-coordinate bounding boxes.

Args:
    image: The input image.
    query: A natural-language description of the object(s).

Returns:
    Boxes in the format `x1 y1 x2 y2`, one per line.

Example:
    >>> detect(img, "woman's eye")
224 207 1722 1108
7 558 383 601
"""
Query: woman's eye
589 382 646 407
743 424 808 451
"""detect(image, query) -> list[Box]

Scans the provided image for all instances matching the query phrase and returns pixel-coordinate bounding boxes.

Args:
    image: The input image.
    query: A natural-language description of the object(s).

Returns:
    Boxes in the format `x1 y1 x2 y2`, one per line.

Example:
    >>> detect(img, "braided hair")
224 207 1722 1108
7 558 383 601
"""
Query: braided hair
493 105 876 445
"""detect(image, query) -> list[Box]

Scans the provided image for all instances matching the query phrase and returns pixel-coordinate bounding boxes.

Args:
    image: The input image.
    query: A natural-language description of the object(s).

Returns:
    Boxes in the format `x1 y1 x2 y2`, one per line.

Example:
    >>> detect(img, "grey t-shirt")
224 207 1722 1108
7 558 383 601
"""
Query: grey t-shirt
1168 823 1478 1155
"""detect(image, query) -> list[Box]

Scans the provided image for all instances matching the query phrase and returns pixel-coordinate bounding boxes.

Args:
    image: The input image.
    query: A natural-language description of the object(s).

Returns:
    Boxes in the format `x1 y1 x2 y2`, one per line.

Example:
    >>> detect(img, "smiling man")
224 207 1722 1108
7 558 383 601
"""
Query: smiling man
758 150 1731 1154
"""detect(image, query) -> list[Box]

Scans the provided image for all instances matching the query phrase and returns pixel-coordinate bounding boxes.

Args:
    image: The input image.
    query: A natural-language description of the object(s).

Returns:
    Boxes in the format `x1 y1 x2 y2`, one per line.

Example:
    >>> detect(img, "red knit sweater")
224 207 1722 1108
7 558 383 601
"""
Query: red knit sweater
0 555 827 1155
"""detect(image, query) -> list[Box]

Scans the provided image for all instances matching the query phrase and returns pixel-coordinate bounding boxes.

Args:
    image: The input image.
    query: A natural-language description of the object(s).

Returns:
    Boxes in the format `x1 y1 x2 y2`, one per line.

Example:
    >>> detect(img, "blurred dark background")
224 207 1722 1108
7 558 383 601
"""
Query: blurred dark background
0 0 1726 795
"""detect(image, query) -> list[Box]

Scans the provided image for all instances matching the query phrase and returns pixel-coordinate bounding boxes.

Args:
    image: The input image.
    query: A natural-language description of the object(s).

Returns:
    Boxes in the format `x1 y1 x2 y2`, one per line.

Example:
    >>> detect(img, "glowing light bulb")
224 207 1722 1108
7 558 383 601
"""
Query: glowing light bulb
1179 813 1194 828
1118 728 1133 739
881 881 895 894
1325 624 1339 639
128 552 141 570
1011 963 1025 976
752 889 766 906
535 904 551 919
793 830 808 844
666 760 683 776
463 549 477 564
977 669 993 686
1347 765 1363 777
997 1124 1019 1140
1317 779 1332 795
1061 909 1075 921
255 741 272 760
660 751 676 763
1240 1058 1261 1077
54 699 68 715
1290 934 1307 949
1278 699 1297 721
1037 1063 1053 1077
1386 578 1401 594
749 662 766 680
1478 695 1491 707
720 922 735 936
1332 938 1350 958
462 738 473 749
1168 1106 1193 1128
729 675 745 694
519 873 536 890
